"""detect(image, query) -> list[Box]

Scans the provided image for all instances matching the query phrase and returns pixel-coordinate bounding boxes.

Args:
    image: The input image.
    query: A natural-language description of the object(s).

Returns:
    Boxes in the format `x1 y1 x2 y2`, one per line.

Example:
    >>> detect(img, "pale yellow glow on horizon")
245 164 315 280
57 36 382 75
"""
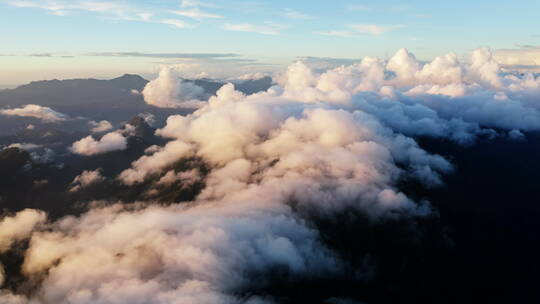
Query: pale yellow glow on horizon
0 56 156 87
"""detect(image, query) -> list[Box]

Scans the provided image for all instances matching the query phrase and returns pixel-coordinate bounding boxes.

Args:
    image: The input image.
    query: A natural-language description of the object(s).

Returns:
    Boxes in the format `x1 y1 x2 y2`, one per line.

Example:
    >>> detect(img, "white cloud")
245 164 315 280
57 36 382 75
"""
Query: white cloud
7 0 152 22
314 30 356 37
142 67 205 108
160 19 191 29
284 9 314 20
315 24 405 38
346 4 371 11
351 24 405 36
0 203 338 304
494 45 540 71
222 23 283 35
232 72 269 81
6 143 42 151
3 47 540 303
70 131 128 156
0 104 68 122
119 140 192 185
173 8 223 19
180 0 218 8
69 168 105 192
156 168 201 186
89 120 114 133
0 209 46 252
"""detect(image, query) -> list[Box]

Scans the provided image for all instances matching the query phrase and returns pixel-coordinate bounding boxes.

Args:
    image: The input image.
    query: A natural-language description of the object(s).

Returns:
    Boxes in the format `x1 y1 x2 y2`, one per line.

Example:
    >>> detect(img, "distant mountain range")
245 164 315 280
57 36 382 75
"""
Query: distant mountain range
0 74 273 108
0 74 148 107
0 74 274 135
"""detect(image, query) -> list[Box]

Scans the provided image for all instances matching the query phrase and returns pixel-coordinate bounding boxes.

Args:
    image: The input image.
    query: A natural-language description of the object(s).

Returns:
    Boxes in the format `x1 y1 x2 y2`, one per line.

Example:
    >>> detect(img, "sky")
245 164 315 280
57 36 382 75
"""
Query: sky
1 0 539 86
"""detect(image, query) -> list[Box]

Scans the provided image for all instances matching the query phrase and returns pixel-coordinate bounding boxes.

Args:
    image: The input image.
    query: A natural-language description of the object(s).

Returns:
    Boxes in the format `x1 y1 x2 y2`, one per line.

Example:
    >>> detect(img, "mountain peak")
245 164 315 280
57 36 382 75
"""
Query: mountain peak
115 74 146 81
126 114 155 139
127 115 147 127
110 74 148 89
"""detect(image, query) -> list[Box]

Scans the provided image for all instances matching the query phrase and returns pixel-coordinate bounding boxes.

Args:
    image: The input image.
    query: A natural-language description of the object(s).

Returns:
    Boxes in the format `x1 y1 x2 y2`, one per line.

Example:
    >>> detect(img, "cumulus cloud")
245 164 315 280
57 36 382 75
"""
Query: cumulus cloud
142 67 205 108
0 209 46 253
89 120 114 133
156 168 201 186
119 140 192 185
0 104 68 122
0 204 338 304
123 81 450 212
69 168 106 192
232 72 270 81
274 47 540 142
70 131 128 156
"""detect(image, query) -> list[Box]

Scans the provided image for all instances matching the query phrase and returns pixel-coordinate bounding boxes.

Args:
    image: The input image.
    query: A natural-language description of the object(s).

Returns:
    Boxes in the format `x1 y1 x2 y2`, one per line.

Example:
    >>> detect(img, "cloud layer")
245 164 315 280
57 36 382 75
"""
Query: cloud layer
1 47 540 303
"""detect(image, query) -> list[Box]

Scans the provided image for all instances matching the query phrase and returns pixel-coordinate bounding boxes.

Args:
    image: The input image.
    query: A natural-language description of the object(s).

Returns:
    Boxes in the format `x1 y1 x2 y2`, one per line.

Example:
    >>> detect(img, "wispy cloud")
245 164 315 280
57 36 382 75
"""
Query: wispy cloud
3 53 75 58
346 4 371 11
160 19 192 29
284 9 314 20
28 53 53 57
313 30 355 37
86 52 240 59
172 8 223 19
6 0 156 26
297 56 360 69
222 23 285 35
345 4 410 12
352 24 405 36
180 0 218 8
316 24 405 37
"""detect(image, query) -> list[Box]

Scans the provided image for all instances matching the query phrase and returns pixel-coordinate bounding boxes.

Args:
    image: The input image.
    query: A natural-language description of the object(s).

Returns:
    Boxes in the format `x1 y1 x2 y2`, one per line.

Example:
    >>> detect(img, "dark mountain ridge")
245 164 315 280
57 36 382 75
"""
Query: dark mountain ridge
0 74 274 108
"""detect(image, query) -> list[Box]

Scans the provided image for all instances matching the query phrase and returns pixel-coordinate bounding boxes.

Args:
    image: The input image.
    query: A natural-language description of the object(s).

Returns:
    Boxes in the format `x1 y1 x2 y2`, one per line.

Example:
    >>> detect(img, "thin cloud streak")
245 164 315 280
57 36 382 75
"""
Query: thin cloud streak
172 8 223 19
316 24 406 37
159 19 192 29
352 24 406 36
86 52 241 59
284 8 314 20
222 23 284 35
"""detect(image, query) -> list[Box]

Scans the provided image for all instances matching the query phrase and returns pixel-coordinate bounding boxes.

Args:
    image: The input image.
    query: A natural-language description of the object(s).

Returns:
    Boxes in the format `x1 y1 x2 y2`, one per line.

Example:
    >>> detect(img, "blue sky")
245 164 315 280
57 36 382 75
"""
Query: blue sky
1 0 539 86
